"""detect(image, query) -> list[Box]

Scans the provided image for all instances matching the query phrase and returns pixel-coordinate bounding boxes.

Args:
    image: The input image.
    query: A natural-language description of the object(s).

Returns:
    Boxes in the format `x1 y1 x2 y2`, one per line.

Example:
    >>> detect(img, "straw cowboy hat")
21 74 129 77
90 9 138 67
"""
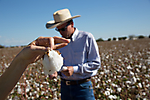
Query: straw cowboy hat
46 9 81 29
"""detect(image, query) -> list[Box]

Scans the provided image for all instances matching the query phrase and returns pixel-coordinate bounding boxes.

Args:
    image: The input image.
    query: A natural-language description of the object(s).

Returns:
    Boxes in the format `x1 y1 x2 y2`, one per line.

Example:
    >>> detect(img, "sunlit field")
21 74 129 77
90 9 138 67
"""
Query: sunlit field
0 38 149 100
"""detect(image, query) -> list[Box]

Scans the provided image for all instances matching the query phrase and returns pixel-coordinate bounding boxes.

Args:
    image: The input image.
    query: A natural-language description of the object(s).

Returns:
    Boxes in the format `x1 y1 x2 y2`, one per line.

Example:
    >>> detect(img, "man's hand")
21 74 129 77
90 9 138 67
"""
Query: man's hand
20 36 70 65
29 36 70 50
49 71 58 79
61 66 74 76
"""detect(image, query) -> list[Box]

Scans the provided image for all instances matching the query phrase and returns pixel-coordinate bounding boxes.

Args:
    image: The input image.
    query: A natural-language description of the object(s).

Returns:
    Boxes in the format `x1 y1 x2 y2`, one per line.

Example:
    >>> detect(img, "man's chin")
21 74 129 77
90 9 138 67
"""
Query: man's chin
62 36 67 39
62 36 69 39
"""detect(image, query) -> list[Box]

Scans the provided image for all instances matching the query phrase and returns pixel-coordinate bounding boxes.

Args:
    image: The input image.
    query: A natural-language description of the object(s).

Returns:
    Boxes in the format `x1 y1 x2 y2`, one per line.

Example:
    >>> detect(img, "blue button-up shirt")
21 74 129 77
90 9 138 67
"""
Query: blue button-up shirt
59 28 101 80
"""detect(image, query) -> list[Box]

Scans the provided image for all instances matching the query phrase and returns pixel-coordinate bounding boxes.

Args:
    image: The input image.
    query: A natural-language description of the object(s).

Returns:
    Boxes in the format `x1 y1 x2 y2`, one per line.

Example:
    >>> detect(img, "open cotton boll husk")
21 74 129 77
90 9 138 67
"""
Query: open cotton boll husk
42 50 63 75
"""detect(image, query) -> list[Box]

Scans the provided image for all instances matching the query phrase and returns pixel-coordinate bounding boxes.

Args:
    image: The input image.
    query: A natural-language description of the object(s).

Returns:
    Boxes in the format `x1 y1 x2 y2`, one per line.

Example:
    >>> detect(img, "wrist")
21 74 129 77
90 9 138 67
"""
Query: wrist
73 66 79 73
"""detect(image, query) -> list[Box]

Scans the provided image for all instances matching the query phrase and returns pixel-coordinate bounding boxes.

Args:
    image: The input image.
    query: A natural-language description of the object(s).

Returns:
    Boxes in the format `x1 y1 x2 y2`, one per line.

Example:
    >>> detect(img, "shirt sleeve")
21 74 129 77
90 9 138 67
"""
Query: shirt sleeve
73 33 101 77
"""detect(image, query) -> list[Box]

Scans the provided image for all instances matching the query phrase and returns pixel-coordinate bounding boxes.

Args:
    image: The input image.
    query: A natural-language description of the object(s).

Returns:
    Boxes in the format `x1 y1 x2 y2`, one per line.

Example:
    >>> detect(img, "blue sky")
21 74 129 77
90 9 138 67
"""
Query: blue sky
0 0 150 46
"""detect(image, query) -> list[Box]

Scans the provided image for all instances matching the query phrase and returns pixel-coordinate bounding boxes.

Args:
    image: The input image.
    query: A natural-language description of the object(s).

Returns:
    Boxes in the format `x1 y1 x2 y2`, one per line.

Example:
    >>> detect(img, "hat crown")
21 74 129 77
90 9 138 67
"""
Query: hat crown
53 9 72 23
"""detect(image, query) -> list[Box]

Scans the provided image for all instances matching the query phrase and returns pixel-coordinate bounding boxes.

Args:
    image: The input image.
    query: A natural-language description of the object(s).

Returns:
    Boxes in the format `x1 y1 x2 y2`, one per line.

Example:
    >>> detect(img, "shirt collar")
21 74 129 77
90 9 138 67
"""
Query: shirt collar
71 28 79 42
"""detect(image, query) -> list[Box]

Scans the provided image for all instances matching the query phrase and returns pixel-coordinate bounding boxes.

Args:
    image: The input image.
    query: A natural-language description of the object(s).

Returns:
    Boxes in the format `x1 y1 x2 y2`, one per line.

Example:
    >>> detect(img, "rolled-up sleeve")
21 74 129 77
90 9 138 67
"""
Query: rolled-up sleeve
73 33 101 78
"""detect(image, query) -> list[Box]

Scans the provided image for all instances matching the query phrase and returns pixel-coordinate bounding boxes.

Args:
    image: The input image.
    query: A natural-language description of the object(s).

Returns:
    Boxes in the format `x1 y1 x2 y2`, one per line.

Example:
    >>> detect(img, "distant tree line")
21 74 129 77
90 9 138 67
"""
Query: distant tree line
1 35 150 47
0 45 26 48
0 45 5 48
96 35 150 42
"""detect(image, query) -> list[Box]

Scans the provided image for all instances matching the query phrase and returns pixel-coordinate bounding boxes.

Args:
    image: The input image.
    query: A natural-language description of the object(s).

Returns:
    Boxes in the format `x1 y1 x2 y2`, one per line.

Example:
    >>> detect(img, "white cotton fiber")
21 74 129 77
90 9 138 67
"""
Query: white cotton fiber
42 50 63 75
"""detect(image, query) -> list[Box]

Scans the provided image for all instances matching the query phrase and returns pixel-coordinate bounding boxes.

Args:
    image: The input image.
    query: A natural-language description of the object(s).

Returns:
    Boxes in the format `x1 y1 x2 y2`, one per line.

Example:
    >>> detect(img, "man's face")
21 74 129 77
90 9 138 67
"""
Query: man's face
56 22 73 39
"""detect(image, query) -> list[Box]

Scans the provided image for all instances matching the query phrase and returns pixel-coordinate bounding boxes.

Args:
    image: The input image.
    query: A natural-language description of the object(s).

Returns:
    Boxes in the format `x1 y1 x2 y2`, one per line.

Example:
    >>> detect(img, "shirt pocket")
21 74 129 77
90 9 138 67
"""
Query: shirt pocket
73 51 84 64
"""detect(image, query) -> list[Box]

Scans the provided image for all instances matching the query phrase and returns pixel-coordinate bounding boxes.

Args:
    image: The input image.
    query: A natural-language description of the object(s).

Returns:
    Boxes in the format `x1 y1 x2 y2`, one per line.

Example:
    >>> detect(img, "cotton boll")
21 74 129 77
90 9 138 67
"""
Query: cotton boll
117 87 122 92
17 86 22 94
104 91 110 96
138 83 142 88
42 50 63 75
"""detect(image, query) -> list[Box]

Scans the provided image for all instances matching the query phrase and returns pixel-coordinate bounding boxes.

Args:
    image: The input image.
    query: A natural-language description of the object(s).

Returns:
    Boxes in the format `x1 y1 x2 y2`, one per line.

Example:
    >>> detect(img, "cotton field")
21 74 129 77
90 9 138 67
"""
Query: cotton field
0 38 149 100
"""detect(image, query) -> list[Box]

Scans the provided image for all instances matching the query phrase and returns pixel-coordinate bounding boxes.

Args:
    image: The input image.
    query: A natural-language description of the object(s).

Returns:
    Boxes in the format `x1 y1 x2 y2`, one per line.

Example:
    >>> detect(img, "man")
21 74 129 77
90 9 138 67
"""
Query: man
46 9 101 100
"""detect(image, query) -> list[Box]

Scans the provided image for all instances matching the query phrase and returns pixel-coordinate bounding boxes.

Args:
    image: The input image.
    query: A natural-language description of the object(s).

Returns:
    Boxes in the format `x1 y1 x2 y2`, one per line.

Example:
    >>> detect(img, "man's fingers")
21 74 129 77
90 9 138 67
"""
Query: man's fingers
29 36 70 50
48 37 54 50
54 43 69 50
29 45 49 53
53 36 70 44
36 36 70 46
36 37 54 47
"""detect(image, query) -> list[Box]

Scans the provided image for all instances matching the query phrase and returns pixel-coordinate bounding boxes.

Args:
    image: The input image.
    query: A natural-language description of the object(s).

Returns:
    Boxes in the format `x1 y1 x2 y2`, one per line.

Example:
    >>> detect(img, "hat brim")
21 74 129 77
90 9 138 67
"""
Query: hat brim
46 15 81 29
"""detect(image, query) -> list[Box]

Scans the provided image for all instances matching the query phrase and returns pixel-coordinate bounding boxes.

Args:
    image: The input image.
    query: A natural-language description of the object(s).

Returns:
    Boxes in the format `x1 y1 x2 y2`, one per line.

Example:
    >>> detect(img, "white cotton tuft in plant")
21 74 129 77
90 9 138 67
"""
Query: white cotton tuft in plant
42 50 63 75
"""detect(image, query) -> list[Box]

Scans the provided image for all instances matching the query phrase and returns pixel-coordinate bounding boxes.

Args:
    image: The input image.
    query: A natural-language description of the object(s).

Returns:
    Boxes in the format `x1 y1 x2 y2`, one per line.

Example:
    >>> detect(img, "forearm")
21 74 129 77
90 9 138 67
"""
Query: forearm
0 55 28 100
60 61 100 80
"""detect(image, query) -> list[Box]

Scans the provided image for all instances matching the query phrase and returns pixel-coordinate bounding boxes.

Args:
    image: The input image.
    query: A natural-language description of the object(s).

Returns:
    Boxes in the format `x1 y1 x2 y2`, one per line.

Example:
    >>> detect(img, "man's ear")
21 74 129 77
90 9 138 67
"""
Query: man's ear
71 21 74 27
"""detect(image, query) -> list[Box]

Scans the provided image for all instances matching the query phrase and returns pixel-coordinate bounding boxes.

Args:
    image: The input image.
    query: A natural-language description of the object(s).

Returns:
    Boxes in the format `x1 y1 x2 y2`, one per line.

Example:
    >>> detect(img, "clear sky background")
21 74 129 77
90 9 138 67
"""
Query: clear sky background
0 0 150 46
